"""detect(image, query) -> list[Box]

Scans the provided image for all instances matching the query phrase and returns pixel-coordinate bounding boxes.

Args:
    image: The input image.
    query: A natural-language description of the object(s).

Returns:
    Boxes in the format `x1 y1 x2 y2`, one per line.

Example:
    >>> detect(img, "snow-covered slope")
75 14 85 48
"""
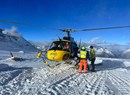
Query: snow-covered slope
0 51 130 95
0 29 36 52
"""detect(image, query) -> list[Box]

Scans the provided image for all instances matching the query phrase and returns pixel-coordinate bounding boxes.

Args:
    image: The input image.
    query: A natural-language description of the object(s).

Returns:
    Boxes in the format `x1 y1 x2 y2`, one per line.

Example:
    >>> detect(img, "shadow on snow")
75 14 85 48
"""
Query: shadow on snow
0 63 32 72
94 60 129 71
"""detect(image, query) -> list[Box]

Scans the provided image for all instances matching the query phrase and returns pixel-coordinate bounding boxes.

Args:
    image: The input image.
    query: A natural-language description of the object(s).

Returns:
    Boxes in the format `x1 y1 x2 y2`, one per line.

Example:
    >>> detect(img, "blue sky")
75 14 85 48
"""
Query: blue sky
0 0 130 44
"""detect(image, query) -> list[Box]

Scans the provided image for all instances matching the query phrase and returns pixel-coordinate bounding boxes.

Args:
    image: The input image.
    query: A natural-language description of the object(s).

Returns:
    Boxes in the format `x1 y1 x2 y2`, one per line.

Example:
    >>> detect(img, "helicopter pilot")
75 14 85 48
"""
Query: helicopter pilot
64 42 70 51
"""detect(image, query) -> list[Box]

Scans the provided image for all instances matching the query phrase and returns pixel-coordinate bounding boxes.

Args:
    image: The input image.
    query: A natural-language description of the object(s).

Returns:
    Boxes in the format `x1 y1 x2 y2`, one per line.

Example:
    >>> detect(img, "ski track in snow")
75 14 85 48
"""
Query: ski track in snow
108 70 130 95
0 68 33 95
0 52 130 95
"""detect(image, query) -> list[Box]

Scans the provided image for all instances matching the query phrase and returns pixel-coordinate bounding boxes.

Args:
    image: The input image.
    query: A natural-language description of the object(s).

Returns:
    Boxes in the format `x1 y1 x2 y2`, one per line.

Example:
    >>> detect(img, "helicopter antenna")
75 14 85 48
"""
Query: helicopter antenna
58 36 62 41
79 38 82 48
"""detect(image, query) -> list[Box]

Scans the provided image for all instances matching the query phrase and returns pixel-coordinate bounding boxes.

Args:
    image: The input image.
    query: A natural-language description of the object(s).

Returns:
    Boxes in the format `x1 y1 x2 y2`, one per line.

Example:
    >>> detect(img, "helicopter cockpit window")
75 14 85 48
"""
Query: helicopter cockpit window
49 41 63 50
49 41 70 51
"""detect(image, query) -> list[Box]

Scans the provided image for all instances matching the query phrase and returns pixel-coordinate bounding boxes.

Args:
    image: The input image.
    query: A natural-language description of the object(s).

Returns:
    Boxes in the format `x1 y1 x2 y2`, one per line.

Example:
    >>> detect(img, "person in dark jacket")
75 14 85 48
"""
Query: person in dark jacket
90 45 96 72
86 50 90 70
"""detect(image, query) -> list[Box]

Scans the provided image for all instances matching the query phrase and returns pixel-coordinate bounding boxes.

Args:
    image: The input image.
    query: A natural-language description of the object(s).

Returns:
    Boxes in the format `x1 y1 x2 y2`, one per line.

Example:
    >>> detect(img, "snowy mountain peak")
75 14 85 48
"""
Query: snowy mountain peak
96 47 114 57
2 26 21 37
0 27 37 52
87 37 107 45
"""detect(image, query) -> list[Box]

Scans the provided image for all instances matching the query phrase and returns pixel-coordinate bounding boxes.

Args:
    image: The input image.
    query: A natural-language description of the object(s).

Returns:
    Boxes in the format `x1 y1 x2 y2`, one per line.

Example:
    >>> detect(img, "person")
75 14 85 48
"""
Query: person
64 42 70 50
86 50 90 70
90 45 96 72
79 46 89 73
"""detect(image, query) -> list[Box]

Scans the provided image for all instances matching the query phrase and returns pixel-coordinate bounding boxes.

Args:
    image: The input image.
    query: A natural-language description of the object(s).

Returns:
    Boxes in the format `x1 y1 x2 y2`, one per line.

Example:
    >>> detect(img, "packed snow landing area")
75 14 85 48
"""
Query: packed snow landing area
0 51 130 95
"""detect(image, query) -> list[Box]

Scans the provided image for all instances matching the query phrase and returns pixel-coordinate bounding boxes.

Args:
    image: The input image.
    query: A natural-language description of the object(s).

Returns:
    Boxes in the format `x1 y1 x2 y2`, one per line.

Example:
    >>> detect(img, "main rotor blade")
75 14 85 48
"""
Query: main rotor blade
1 19 130 32
0 20 34 27
78 26 130 32
0 19 46 28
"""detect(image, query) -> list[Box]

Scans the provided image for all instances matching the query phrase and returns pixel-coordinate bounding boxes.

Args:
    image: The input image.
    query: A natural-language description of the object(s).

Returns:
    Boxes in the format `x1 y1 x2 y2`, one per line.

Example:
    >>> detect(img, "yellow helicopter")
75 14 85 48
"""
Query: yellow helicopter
36 28 80 66
1 19 130 67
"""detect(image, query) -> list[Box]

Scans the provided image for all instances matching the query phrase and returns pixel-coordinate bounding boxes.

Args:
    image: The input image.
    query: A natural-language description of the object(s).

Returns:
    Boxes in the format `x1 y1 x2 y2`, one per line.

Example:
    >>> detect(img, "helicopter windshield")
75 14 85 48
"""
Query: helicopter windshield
49 41 70 51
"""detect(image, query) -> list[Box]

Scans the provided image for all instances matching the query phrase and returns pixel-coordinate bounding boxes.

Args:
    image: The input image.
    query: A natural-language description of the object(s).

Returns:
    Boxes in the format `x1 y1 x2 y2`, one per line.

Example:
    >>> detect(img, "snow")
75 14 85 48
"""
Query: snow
121 49 130 59
123 49 130 54
124 60 130 67
87 37 107 45
0 51 130 95
94 57 103 65
96 48 115 58
18 51 25 53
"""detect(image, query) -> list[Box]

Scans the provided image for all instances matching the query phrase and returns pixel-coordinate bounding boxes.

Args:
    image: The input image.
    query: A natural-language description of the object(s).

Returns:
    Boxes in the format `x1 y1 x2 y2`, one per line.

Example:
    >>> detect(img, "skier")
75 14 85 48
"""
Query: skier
79 46 89 73
90 45 96 72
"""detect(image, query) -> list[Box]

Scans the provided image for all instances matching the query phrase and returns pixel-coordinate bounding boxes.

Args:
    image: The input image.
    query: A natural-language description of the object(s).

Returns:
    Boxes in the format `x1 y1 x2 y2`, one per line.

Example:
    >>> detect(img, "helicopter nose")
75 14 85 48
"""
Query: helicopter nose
47 50 68 61
50 52 57 58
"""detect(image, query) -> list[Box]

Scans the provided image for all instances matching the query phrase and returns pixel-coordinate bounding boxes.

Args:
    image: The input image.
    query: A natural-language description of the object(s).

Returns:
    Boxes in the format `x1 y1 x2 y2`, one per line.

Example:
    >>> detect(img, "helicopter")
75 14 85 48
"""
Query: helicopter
37 28 79 63
1 19 130 67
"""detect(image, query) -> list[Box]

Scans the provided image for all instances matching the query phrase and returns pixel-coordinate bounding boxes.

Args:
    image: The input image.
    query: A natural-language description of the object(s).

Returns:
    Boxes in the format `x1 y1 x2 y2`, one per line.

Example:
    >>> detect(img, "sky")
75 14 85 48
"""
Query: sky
0 0 130 44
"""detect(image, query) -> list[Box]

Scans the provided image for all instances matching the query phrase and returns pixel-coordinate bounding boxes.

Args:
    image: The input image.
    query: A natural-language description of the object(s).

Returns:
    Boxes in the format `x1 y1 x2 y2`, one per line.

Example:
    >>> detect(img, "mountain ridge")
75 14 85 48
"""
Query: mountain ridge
0 28 37 52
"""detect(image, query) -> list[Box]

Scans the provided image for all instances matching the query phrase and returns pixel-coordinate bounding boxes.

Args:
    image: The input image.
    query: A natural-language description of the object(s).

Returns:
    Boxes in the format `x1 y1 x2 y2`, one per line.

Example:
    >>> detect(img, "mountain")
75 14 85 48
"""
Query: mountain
95 47 115 58
121 49 130 59
0 28 37 52
29 37 130 59
30 41 51 51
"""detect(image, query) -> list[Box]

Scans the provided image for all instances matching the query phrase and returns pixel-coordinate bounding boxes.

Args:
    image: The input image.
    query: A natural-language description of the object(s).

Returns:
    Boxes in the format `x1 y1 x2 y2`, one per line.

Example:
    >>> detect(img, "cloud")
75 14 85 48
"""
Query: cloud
2 26 21 37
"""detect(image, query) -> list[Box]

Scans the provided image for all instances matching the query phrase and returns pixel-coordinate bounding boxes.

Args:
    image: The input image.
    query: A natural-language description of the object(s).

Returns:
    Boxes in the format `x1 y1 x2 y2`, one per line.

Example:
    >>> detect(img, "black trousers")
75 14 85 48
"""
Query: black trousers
91 58 95 71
